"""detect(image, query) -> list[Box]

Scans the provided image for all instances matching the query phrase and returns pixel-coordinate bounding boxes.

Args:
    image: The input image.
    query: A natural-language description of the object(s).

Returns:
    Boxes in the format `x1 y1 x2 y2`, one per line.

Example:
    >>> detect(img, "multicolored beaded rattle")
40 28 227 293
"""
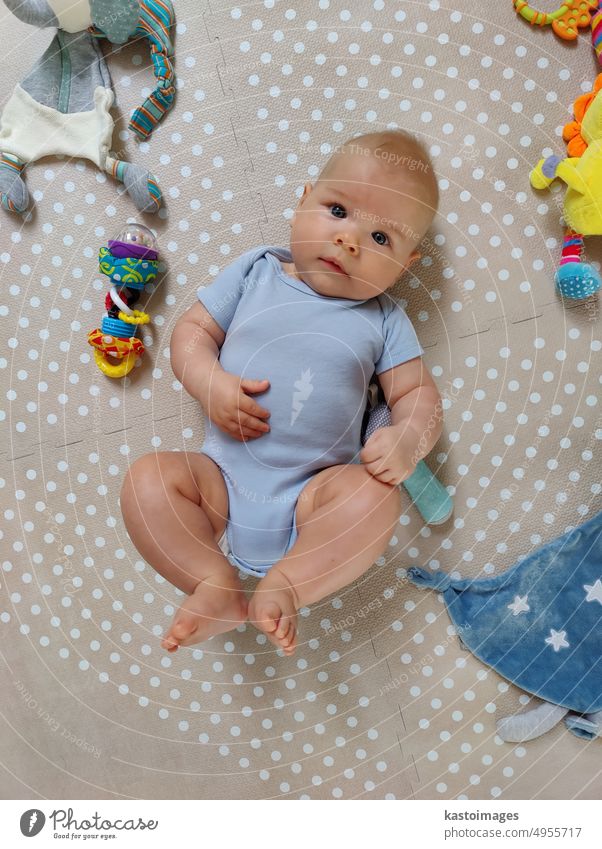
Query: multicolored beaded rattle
88 224 161 378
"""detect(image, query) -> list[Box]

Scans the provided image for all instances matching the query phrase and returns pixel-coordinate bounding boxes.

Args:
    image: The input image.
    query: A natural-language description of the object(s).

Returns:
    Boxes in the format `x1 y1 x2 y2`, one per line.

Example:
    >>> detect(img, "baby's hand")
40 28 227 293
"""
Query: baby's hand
359 425 417 486
204 372 271 442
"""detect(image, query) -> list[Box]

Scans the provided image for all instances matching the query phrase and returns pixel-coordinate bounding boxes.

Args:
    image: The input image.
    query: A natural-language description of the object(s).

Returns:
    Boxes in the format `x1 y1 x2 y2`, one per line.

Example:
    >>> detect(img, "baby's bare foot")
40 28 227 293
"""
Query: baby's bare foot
161 575 248 652
249 569 299 656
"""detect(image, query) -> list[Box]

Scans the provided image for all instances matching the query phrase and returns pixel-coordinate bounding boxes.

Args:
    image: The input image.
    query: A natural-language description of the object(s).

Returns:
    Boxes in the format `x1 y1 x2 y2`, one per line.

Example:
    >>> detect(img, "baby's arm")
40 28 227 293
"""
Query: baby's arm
360 357 443 485
170 302 272 442
171 301 227 406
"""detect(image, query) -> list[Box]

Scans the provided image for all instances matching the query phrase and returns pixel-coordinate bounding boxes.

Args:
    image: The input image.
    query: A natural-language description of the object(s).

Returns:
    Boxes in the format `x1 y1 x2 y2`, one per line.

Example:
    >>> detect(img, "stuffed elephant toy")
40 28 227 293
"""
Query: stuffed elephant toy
0 0 176 215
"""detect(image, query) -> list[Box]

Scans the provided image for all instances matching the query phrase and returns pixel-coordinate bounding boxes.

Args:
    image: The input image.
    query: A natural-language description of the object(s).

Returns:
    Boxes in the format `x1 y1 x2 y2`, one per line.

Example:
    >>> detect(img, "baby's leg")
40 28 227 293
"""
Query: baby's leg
120 451 247 651
248 464 402 655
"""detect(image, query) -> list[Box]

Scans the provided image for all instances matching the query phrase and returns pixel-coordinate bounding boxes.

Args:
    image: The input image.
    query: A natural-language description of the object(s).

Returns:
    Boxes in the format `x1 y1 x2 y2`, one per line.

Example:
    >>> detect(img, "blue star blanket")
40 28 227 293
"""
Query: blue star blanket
407 509 602 715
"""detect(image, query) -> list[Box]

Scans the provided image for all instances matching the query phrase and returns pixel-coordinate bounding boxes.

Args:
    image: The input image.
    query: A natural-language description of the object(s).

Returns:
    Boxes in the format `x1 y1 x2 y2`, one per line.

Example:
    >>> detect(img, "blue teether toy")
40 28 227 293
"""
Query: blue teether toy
361 383 453 526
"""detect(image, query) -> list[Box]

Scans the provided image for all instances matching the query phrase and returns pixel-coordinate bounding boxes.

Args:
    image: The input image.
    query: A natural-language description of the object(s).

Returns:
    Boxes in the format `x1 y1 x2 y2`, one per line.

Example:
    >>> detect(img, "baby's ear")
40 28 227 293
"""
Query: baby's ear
300 181 313 203
291 182 312 223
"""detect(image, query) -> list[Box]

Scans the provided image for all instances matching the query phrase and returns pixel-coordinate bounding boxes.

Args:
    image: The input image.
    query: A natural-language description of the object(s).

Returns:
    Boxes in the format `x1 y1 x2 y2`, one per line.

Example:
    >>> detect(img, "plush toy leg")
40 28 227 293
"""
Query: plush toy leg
555 230 602 299
105 156 162 214
362 400 453 525
529 154 561 190
496 702 569 742
0 153 28 214
564 710 602 740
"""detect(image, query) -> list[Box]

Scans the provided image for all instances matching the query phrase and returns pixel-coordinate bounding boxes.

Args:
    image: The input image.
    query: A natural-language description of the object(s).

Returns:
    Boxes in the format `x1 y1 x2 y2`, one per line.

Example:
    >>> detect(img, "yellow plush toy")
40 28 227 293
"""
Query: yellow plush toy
530 73 602 298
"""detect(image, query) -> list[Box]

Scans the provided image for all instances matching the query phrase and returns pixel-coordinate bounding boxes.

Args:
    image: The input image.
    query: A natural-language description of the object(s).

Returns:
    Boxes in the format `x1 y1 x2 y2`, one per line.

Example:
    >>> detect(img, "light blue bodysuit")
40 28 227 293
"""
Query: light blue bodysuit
197 245 424 577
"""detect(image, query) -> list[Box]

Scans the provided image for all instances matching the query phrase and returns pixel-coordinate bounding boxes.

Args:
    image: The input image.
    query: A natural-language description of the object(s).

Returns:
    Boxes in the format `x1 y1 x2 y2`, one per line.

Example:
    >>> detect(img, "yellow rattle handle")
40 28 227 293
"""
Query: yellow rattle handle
513 1 596 39
514 1 572 26
93 349 138 378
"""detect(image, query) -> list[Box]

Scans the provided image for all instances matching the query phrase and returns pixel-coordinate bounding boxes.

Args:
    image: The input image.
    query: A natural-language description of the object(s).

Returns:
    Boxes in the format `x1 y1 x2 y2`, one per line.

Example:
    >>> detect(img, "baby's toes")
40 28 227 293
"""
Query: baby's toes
254 601 282 635
163 617 196 651
272 616 296 654
282 623 297 651
275 616 291 638
162 632 183 652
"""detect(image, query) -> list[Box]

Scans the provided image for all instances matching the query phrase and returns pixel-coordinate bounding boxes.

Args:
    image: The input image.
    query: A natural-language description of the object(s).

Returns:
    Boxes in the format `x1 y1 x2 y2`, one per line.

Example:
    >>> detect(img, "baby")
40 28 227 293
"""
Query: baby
121 130 443 657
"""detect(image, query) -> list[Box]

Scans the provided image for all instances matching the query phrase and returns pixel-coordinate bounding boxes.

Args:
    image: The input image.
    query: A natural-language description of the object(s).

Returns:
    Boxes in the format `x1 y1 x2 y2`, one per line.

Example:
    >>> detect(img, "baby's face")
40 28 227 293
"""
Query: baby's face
287 152 432 299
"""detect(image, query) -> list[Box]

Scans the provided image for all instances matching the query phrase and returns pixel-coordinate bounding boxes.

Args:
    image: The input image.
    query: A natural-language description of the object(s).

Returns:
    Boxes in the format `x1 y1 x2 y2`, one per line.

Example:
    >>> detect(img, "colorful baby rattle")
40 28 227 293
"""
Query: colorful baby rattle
88 224 161 378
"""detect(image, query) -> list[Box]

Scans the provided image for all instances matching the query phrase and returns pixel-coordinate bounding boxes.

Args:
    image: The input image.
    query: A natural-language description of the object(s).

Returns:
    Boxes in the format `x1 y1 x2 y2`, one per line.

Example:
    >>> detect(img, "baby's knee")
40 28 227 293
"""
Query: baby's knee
120 452 168 512
352 465 402 517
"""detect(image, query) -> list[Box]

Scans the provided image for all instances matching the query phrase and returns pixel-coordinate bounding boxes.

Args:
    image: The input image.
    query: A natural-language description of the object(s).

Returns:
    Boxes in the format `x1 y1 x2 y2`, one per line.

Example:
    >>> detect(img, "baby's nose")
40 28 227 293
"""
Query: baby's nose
335 235 359 254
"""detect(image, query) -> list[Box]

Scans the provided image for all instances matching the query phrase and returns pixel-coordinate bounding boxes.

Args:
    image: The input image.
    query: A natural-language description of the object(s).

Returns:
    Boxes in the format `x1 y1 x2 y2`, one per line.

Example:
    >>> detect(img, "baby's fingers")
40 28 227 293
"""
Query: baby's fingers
236 410 271 433
224 426 265 442
240 431 266 442
363 460 391 481
227 414 269 439
239 393 271 422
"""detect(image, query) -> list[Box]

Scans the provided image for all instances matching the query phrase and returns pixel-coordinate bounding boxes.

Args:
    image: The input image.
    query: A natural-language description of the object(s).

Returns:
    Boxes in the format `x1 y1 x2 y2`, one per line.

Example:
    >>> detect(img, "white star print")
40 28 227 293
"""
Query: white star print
545 629 570 652
584 579 602 605
508 594 530 616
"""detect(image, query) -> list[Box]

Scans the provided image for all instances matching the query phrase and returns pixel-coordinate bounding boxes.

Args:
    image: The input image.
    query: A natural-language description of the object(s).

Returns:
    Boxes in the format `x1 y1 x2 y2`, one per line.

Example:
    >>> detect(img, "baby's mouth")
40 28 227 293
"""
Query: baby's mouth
319 257 348 275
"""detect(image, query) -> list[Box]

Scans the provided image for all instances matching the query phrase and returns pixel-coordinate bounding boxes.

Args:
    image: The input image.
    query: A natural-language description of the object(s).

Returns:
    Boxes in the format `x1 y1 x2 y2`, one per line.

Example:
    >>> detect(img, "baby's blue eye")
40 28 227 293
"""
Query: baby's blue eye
330 204 346 218
372 231 389 246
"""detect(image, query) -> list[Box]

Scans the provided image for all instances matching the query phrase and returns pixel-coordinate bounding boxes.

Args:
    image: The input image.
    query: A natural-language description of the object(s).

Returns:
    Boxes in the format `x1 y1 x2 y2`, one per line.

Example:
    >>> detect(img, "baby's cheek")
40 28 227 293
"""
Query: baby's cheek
302 211 327 239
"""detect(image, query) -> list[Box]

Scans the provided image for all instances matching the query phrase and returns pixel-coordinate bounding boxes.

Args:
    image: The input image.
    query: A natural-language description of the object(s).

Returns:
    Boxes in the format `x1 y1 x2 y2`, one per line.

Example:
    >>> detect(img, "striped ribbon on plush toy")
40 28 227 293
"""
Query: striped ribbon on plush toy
129 0 176 140
89 0 176 141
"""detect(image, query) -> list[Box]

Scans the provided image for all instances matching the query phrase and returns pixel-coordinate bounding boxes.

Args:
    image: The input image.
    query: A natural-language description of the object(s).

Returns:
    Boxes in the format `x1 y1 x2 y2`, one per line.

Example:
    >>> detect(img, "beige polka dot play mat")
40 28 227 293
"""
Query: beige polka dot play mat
0 0 600 799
